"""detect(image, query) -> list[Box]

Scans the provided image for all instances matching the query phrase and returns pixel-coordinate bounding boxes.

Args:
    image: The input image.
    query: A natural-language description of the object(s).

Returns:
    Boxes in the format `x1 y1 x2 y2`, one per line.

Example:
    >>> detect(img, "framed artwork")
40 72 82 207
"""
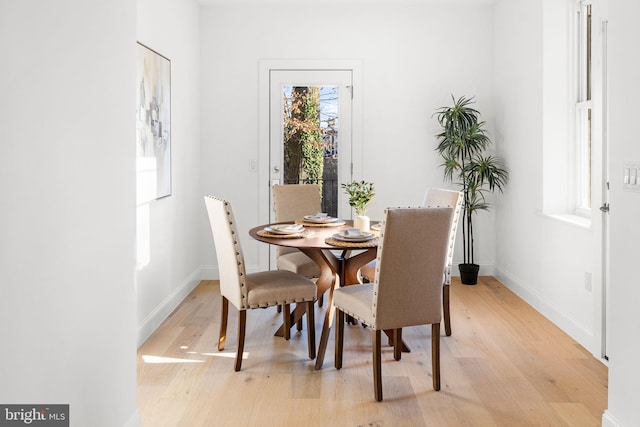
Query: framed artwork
136 42 171 203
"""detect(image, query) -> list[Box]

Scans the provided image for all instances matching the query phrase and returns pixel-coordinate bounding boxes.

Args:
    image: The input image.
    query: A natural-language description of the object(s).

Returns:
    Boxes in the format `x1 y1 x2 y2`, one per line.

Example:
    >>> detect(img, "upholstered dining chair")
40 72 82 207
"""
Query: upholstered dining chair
334 207 453 401
272 184 322 279
359 188 463 336
204 195 317 371
272 184 324 311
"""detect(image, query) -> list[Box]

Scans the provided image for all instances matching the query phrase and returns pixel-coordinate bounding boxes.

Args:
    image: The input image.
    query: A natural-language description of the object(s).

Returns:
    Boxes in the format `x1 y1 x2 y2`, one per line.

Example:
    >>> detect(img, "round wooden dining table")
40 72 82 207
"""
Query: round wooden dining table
249 220 379 370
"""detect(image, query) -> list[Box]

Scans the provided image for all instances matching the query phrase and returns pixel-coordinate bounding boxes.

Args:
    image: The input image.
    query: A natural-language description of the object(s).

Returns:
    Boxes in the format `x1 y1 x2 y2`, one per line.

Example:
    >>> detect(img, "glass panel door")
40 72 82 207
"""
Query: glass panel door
281 85 340 216
269 70 352 222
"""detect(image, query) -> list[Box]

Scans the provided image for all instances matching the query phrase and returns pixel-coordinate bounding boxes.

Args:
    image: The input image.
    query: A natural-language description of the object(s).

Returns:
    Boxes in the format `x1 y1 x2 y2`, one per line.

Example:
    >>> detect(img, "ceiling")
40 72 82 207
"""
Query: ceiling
196 0 496 5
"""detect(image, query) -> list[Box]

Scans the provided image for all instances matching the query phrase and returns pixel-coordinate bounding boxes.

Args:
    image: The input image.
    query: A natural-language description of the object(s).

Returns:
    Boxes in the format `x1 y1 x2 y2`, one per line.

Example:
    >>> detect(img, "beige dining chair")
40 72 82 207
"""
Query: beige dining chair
359 187 463 336
272 184 324 312
204 195 317 371
272 184 322 279
334 206 453 401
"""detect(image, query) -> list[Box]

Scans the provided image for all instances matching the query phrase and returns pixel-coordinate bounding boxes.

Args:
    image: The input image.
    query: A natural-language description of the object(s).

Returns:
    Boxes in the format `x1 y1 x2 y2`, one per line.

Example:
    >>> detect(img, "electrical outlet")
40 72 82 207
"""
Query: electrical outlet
584 272 592 292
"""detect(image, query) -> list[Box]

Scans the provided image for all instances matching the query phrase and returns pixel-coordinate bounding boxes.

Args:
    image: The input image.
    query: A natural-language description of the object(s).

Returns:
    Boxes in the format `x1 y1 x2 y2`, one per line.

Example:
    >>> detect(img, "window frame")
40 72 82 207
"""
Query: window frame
573 0 593 216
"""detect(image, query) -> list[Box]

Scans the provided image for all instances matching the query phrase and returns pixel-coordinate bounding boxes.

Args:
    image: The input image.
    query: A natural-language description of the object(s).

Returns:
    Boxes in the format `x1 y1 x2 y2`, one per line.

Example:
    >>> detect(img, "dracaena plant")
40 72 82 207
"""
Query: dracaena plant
435 95 508 266
342 180 375 216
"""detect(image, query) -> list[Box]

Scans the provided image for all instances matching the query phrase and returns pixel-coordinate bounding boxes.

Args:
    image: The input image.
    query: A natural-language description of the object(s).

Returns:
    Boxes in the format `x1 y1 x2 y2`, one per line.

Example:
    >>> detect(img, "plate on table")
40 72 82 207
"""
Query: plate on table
303 214 341 224
370 223 382 231
332 229 376 242
264 224 304 235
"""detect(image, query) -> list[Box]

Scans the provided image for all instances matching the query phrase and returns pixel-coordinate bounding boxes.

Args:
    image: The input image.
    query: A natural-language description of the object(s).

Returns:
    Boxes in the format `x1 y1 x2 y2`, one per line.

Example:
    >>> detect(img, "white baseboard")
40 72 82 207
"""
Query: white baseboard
495 267 595 353
124 410 141 427
200 264 218 280
602 410 624 427
203 262 494 280
450 262 494 277
137 268 201 347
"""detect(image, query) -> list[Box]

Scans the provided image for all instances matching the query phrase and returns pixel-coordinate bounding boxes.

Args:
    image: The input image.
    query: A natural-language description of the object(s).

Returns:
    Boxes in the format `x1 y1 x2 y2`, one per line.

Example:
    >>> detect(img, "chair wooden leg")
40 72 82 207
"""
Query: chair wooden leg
443 284 452 336
335 309 344 369
393 328 402 361
306 301 316 359
432 323 441 391
218 296 229 351
235 310 247 371
283 304 291 340
297 309 303 332
373 329 383 401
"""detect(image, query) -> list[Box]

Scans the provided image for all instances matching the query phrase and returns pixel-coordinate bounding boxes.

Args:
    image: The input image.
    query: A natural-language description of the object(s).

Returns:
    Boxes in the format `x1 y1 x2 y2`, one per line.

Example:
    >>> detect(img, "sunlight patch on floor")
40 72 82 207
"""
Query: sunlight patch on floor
142 355 205 364
142 352 249 364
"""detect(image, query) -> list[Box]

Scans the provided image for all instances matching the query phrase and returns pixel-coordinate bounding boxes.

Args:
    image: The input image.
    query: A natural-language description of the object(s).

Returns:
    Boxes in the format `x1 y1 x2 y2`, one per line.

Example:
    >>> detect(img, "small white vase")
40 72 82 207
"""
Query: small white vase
354 215 370 232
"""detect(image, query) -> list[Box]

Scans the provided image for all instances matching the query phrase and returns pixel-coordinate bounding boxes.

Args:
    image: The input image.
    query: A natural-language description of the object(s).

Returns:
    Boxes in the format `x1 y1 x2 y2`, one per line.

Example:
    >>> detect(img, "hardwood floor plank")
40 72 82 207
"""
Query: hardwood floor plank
137 277 607 427
550 402 601 427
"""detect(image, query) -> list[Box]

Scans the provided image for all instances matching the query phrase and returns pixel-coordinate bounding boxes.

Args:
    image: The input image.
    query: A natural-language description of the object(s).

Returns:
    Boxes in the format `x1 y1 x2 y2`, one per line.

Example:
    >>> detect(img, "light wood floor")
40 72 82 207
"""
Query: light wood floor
137 276 607 426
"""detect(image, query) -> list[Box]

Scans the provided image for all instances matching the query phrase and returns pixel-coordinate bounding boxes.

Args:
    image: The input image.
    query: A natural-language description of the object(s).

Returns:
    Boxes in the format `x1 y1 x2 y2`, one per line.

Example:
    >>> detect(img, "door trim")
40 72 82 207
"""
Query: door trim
258 59 363 271
599 18 610 360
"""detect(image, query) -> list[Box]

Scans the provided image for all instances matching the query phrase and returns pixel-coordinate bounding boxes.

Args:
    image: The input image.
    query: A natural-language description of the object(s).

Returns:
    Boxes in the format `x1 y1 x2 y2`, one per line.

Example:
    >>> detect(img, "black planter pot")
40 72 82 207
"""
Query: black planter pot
459 263 480 285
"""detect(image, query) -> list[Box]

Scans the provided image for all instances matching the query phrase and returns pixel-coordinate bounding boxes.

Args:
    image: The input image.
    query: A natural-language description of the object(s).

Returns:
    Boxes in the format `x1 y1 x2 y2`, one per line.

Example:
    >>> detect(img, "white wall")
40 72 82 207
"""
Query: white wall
0 1 138 426
492 0 601 354
136 0 202 345
492 0 640 423
199 3 497 275
604 0 640 425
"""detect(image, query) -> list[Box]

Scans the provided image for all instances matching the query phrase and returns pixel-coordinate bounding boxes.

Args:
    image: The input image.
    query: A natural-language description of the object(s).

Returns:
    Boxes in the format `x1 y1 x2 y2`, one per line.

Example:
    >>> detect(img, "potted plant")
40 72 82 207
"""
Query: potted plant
434 95 508 285
342 180 375 232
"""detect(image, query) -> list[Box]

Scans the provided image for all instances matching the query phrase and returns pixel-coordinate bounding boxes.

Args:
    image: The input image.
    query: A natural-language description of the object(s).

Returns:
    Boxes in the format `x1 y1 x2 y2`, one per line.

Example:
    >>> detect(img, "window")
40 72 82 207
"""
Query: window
542 0 598 227
574 1 592 214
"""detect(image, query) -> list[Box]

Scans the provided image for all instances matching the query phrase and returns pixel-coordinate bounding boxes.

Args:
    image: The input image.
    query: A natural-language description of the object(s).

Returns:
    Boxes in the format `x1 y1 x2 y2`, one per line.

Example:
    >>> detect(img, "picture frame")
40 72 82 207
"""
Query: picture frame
136 42 171 203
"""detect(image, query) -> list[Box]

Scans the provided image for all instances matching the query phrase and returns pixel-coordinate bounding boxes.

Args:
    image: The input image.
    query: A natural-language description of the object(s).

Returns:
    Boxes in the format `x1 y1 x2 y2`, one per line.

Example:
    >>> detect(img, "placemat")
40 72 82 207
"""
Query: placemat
295 219 346 227
325 236 378 248
257 229 314 239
